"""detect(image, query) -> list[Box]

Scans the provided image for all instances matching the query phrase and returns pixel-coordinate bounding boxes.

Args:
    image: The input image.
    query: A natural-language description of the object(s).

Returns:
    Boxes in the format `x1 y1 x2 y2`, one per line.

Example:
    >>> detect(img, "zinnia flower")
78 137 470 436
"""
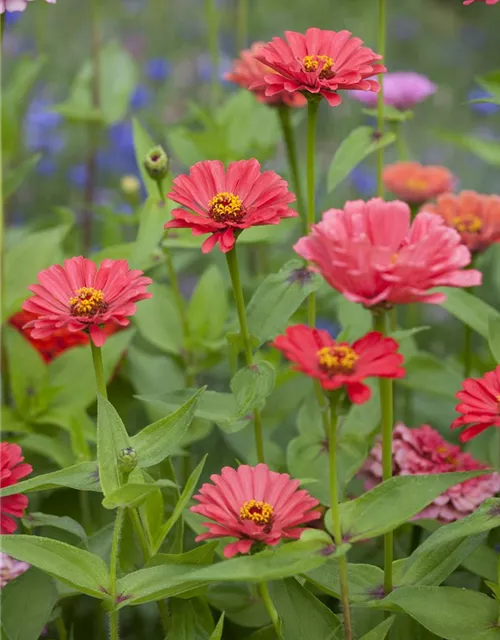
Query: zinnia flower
165 159 297 253
225 42 307 108
349 71 436 110
1 443 32 535
22 257 152 347
421 191 500 254
383 162 455 205
362 424 500 522
464 0 499 5
191 463 321 558
0 553 30 588
254 28 385 107
272 326 404 404
294 198 482 308
451 366 500 442
1 0 55 12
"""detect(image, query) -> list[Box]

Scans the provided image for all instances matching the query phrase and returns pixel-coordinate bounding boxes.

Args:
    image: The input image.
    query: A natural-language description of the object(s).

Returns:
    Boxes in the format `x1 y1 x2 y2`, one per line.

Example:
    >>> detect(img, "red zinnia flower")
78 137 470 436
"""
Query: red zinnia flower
0 443 32 535
272 326 404 404
191 463 321 558
451 366 500 442
225 42 307 108
294 198 482 308
165 159 297 253
383 162 455 205
362 424 500 521
22 257 152 347
422 191 500 254
255 27 385 107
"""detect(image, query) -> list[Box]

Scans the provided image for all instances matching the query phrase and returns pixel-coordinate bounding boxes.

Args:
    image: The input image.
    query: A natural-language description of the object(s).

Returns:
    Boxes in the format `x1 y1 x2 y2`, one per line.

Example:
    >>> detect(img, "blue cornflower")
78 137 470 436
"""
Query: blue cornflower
468 88 500 116
349 165 377 197
145 58 171 82
130 85 152 111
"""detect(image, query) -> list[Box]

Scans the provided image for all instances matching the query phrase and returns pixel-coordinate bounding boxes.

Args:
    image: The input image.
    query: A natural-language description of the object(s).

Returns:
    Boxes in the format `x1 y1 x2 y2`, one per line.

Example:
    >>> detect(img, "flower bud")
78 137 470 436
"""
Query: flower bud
144 145 169 180
119 447 137 474
120 175 141 197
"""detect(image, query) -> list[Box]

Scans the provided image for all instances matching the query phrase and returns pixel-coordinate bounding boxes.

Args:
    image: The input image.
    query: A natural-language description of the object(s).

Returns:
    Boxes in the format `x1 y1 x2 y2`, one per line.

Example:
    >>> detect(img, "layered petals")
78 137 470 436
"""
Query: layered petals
349 71 436 110
0 553 30 588
451 366 500 442
0 443 32 535
383 162 455 204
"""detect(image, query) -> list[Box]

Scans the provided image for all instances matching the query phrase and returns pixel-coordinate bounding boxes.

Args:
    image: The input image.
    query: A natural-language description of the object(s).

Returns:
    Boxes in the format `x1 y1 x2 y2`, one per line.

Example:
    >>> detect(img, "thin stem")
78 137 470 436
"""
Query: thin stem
306 99 320 327
464 258 477 378
90 342 107 398
392 121 410 161
55 616 67 640
236 0 248 51
277 105 305 232
376 0 387 197
225 246 265 462
328 395 353 640
373 311 394 595
1 15 8 408
258 582 281 639
205 0 220 109
109 508 124 640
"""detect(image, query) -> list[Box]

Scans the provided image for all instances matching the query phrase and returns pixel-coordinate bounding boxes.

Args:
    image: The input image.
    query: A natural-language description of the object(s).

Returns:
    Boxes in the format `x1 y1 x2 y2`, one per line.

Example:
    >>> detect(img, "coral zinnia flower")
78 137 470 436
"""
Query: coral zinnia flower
0 553 30 587
451 366 500 442
421 191 500 254
362 424 500 522
294 198 482 308
22 257 152 347
0 443 32 535
1 0 55 12
383 162 455 205
165 159 297 253
226 42 307 108
272 326 404 404
254 28 385 107
349 71 436 110
464 0 499 5
191 463 321 558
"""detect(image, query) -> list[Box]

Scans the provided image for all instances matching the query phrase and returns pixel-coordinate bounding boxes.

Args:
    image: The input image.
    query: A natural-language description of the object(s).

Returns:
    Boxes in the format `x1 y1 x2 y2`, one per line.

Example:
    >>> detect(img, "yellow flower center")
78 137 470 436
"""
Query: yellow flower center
208 192 245 223
69 287 106 317
317 345 359 375
240 500 274 526
451 214 483 234
405 178 429 191
302 55 334 79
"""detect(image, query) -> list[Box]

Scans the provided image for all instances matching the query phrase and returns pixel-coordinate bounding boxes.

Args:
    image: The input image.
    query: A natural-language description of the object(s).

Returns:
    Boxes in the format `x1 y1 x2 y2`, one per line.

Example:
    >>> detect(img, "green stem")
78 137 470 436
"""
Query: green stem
376 0 387 197
236 0 248 51
90 341 107 398
55 616 67 640
373 311 393 595
392 121 410 161
306 99 320 327
328 395 353 640
205 0 220 109
464 259 476 378
277 105 306 232
258 581 281 639
409 524 422 555
109 508 124 640
225 245 265 462
1 15 7 409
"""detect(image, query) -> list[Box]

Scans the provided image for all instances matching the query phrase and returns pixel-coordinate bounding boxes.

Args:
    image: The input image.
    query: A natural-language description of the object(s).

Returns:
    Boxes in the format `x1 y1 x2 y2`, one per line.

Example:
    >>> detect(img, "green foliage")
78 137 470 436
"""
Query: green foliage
97 394 133 497
230 361 276 416
438 287 500 338
488 316 500 363
0 461 100 498
307 561 384 603
188 265 228 349
101 479 177 509
134 283 183 355
22 512 88 543
359 617 395 640
169 598 216 639
131 197 170 270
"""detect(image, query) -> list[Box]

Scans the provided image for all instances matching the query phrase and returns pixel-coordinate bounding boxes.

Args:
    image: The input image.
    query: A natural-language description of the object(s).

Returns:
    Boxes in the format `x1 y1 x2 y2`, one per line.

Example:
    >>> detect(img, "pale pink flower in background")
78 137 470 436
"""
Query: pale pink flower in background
0 0 56 13
0 553 30 588
349 71 436 110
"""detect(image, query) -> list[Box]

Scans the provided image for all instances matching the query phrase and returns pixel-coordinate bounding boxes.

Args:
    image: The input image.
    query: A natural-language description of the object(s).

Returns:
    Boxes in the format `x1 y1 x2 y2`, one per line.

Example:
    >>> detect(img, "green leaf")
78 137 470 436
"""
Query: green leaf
399 352 463 399
336 296 372 341
101 479 176 509
19 433 74 468
377 586 498 640
169 598 215 640
307 561 383 603
488 316 500 363
0 568 58 640
134 283 183 355
247 260 322 347
209 614 225 640
269 578 342 640
132 118 157 197
4 154 41 199
188 265 228 346
438 287 500 338
362 105 414 123
22 512 87 543
0 461 100 498
1 536 111 600
327 127 396 193
439 131 500 168
230 361 276 416
476 70 500 103
335 471 487 542
97 394 132 497
152 455 207 554
130 197 169 270
359 617 395 640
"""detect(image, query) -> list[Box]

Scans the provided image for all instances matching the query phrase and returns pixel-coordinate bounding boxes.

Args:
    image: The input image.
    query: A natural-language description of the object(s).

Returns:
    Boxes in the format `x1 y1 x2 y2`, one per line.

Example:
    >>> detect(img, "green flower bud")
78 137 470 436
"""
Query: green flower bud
119 447 137 474
120 174 141 196
144 145 169 180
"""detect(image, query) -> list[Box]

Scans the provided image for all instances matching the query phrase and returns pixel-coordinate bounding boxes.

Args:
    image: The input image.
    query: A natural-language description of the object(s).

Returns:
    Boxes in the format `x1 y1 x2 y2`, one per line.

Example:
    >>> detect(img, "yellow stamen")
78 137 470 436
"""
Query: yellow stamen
240 499 274 526
208 191 245 223
406 178 429 191
451 214 483 234
317 345 359 375
69 287 106 317
302 54 334 79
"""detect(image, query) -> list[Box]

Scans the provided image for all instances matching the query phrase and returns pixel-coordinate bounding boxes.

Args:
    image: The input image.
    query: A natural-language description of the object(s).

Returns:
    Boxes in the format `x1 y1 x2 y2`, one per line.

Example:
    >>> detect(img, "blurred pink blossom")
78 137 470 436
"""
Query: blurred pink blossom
1 0 56 13
0 553 30 588
349 71 436 110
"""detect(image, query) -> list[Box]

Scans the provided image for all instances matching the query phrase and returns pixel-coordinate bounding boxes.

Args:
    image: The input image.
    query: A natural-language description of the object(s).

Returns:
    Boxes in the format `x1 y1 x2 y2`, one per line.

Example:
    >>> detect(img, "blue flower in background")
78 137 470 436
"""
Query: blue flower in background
145 58 171 82
24 98 65 155
68 164 88 189
4 11 22 26
196 53 232 84
36 157 57 177
316 318 341 338
468 88 500 116
349 165 377 197
103 121 137 175
129 84 152 111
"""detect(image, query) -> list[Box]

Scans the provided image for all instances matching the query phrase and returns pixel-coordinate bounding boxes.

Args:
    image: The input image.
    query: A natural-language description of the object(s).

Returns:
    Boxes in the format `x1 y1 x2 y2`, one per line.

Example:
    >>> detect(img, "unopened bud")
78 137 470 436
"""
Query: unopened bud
120 174 141 197
144 145 169 180
119 447 137 474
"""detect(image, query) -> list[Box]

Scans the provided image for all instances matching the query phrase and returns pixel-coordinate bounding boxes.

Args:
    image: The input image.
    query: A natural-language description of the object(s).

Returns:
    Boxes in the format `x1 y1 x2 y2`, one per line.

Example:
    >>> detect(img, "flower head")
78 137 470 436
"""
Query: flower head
191 463 321 558
362 424 500 522
383 162 455 204
22 257 152 347
1 0 55 12
165 159 297 253
225 42 307 108
0 443 32 535
349 71 436 110
254 28 385 107
272 326 404 404
451 366 500 442
0 553 30 588
464 0 499 5
294 198 482 308
421 191 500 254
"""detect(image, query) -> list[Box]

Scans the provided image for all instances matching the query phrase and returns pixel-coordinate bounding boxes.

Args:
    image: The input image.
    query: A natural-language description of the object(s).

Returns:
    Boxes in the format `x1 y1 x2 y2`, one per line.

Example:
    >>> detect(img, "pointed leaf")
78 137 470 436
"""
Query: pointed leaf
209 614 225 640
230 361 276 416
134 283 183 355
97 394 132 497
132 118 157 197
438 287 500 338
188 265 228 344
22 512 87 542
488 316 500 363
101 479 176 510
0 461 100 498
307 561 383 603
359 617 395 640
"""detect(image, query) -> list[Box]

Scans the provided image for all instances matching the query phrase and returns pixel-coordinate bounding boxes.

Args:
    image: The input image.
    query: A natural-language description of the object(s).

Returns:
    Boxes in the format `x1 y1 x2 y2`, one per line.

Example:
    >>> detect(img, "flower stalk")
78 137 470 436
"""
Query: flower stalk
109 508 124 640
376 0 387 197
277 104 305 231
306 98 320 327
258 582 282 639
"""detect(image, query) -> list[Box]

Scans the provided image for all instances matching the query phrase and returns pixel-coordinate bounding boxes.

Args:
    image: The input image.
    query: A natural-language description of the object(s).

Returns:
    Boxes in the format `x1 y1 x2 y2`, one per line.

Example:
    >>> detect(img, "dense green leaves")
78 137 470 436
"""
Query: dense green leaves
97 394 132 497
230 361 276 416
438 288 500 338
188 265 228 348
134 283 183 355
307 561 384 603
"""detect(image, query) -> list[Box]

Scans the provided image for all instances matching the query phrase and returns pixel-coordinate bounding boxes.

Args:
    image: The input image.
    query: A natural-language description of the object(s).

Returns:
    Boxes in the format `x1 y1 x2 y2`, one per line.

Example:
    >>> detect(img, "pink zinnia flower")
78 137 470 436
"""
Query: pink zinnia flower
22 257 152 347
0 553 30 588
349 71 436 110
421 191 500 254
191 464 321 558
254 28 385 107
362 424 500 522
165 159 297 253
464 0 499 5
272 326 404 404
225 42 307 108
451 366 500 442
0 443 32 535
1 0 55 12
294 198 482 308
383 162 455 205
